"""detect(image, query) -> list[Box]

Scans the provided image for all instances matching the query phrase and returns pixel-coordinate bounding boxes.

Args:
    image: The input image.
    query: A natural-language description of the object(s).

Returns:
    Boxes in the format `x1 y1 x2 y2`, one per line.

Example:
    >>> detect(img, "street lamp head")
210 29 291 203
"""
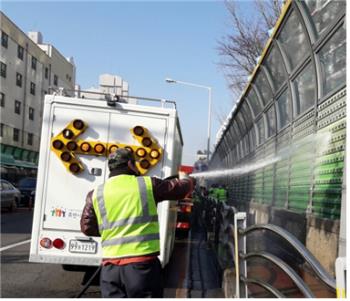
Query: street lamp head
165 78 176 83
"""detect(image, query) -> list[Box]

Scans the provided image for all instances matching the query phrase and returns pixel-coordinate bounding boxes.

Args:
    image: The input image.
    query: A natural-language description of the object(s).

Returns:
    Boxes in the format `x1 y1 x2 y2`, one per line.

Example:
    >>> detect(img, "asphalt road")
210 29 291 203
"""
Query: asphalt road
1 208 223 298
1 209 100 298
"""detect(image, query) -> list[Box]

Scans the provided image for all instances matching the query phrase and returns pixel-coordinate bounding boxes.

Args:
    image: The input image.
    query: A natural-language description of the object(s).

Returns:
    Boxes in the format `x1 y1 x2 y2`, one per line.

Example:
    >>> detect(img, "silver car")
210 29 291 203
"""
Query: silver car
1 179 21 212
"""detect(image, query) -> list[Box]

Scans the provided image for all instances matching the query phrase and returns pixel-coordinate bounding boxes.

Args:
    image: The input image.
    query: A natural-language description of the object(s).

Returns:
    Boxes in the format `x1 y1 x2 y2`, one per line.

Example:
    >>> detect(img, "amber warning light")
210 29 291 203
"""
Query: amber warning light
50 120 163 175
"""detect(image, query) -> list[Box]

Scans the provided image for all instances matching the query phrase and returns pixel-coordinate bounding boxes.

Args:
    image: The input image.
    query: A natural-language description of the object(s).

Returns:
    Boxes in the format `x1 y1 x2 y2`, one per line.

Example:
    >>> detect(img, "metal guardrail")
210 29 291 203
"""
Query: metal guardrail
240 224 336 290
204 200 338 298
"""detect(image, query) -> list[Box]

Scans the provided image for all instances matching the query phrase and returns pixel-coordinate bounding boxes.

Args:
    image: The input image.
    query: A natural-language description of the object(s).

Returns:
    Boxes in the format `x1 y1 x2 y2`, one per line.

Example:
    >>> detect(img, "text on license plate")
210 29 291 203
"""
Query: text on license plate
69 240 97 254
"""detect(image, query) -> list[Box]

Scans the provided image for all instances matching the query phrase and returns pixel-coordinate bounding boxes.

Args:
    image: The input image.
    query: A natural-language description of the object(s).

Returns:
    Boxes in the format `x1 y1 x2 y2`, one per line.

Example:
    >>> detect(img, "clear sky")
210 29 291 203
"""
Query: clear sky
1 0 255 165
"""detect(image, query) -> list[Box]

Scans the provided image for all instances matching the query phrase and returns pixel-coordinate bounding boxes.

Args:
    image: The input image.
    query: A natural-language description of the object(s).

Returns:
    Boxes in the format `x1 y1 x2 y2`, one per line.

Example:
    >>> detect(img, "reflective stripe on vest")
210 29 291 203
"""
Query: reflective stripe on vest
95 177 158 232
102 233 160 247
93 175 160 257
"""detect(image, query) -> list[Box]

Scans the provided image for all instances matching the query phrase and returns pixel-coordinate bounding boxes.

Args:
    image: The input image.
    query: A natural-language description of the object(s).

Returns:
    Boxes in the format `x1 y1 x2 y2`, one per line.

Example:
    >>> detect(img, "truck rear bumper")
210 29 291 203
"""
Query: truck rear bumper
29 254 101 266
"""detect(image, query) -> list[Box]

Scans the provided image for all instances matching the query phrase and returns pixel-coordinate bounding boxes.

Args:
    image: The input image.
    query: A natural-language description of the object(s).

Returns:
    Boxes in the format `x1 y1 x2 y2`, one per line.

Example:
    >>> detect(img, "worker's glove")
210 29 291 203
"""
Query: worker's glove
179 171 189 180
179 172 196 186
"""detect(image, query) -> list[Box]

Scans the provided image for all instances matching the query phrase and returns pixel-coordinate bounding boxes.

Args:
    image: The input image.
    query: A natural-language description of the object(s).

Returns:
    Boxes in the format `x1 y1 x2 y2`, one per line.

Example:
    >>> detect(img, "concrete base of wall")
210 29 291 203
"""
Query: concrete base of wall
306 215 339 276
249 202 270 224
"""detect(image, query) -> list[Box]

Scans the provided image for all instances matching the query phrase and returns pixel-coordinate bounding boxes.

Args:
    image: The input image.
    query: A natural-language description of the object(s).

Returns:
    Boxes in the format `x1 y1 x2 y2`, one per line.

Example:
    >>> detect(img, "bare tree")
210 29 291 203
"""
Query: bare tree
218 0 283 99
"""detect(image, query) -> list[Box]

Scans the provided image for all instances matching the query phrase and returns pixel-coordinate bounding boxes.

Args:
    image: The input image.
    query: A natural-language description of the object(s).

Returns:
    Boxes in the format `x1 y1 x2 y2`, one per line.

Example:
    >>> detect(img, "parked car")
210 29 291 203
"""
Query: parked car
1 179 21 212
17 177 37 206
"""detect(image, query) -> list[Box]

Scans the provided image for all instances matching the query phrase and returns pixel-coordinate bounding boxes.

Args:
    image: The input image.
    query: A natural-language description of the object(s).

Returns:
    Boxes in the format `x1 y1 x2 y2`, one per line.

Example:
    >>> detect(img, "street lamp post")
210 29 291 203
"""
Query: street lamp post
165 78 212 160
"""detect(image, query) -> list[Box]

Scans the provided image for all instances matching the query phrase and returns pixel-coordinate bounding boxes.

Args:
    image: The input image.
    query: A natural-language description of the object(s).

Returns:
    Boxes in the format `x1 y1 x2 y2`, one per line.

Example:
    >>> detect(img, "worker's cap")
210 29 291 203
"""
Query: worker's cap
108 148 134 170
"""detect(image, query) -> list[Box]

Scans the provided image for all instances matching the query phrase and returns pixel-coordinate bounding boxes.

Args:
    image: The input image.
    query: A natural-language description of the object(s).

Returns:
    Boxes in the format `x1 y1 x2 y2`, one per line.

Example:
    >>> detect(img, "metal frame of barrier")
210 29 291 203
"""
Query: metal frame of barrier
209 202 339 298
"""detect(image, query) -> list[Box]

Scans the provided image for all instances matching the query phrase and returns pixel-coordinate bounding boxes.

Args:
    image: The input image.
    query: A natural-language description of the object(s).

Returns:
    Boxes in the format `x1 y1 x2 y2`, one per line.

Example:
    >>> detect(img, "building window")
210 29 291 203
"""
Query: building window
54 74 58 86
249 127 257 150
30 82 36 95
278 10 309 70
0 92 4 107
27 133 33 146
264 46 287 92
256 117 265 145
13 128 20 142
45 67 49 79
31 56 37 70
277 89 291 130
1 62 6 78
17 45 24 60
1 31 8 48
16 72 23 87
0 123 3 137
241 100 253 127
266 105 276 138
303 0 346 37
236 111 247 133
319 23 346 96
15 100 21 115
293 63 316 115
247 87 262 117
243 134 250 155
254 70 273 106
29 107 34 120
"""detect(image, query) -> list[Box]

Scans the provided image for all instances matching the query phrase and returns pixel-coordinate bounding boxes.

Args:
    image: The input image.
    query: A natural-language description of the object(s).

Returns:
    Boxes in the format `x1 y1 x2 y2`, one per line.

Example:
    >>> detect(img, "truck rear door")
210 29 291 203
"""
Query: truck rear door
42 105 108 231
109 110 167 177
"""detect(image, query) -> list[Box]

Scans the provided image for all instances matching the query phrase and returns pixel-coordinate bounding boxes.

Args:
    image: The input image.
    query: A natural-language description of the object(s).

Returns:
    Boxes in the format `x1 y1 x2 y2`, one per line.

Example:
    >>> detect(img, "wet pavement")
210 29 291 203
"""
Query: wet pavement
163 214 224 298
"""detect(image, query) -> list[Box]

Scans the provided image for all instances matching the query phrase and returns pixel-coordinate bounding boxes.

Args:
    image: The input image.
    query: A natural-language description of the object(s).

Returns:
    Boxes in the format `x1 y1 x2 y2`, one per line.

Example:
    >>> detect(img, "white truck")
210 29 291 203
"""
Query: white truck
29 92 183 268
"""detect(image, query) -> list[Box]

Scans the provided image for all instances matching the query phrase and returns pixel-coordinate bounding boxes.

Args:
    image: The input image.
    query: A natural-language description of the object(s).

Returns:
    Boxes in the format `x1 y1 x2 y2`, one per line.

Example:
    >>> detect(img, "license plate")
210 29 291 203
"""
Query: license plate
69 240 97 254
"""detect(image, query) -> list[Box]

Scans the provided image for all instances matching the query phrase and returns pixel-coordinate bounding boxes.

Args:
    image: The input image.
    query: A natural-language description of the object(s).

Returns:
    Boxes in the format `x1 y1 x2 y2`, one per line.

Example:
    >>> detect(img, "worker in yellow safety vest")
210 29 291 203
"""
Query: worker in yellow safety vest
208 184 217 200
216 185 228 203
80 148 195 298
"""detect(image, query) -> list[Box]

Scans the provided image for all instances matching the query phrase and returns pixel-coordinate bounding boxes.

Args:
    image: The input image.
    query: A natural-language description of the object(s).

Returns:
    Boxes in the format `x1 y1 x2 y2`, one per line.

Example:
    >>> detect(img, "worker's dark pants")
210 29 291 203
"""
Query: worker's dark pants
100 258 163 298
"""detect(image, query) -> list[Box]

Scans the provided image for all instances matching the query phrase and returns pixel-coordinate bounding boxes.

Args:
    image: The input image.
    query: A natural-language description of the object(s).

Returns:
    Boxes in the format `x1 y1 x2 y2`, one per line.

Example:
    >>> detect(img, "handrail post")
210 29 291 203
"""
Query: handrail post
335 257 347 298
235 211 247 297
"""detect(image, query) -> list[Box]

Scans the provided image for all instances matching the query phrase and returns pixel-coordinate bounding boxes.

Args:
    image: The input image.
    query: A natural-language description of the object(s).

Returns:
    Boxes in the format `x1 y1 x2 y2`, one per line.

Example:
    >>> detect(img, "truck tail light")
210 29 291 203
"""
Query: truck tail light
52 139 64 150
133 126 144 136
140 159 150 169
69 163 81 173
150 149 160 159
136 148 146 158
80 142 91 152
53 238 65 249
176 222 190 229
73 119 85 130
94 144 105 154
180 205 192 213
61 152 72 162
40 237 52 249
67 141 77 151
142 137 152 147
109 145 118 153
63 129 74 139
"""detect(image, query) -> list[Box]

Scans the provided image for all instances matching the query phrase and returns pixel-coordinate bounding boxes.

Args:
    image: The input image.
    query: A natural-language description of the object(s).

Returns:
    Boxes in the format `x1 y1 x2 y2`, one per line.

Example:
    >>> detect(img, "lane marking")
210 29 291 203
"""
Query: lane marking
0 239 31 252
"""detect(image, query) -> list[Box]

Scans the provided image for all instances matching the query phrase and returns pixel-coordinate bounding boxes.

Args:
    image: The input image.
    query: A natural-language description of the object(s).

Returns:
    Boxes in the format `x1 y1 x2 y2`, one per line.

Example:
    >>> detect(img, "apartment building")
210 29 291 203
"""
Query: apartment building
0 12 75 178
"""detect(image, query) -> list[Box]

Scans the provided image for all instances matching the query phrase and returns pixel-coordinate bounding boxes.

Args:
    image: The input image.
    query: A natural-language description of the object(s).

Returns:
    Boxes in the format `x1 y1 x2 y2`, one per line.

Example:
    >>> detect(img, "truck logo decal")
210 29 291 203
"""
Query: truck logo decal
50 119 163 175
50 207 82 219
51 207 66 217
